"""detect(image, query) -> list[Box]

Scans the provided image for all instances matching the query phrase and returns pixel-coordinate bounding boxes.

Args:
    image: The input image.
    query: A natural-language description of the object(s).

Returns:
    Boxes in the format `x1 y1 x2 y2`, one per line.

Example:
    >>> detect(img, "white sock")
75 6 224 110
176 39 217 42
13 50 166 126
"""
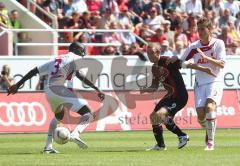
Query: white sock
206 112 217 143
71 112 94 138
44 118 58 150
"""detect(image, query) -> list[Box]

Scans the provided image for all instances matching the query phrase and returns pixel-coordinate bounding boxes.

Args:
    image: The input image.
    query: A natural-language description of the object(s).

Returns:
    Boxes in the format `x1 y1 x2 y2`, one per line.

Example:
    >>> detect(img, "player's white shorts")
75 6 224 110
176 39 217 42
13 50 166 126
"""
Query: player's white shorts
194 82 223 108
44 86 88 113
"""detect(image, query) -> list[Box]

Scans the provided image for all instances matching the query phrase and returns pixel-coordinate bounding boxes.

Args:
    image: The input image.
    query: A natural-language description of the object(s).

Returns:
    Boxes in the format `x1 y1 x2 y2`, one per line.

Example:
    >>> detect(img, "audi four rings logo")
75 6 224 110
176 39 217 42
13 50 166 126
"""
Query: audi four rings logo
0 102 47 126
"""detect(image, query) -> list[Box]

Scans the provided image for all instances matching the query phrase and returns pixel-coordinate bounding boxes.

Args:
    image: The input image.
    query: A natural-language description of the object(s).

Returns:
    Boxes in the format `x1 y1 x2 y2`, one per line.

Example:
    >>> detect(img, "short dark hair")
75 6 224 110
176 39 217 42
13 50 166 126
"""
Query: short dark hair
197 17 213 30
68 42 85 56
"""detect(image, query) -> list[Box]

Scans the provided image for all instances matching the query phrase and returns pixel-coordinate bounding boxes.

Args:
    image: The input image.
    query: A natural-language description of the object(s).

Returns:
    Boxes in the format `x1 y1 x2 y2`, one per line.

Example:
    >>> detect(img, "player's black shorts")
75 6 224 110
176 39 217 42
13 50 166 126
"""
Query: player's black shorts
154 91 188 117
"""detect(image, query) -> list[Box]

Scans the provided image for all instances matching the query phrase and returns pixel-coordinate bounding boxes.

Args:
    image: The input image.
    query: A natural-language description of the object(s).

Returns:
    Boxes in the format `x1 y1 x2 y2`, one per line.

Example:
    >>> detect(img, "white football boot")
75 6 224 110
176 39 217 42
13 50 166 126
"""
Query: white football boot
43 148 59 154
146 144 167 151
70 134 88 149
204 140 214 151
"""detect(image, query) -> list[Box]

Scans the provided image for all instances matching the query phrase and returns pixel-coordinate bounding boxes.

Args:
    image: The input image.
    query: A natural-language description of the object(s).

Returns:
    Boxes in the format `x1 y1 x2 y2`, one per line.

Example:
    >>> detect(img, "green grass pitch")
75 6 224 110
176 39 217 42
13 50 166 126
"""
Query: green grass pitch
0 129 240 166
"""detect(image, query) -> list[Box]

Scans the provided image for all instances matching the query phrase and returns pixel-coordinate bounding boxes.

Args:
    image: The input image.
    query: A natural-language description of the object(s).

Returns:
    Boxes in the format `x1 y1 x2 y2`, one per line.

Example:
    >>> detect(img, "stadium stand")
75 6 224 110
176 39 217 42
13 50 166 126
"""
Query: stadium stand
0 0 240 56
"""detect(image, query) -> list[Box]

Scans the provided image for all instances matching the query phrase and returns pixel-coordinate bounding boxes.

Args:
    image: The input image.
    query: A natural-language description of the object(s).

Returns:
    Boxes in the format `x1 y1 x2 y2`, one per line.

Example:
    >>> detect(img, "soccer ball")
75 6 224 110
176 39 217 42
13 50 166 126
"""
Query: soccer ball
53 127 70 145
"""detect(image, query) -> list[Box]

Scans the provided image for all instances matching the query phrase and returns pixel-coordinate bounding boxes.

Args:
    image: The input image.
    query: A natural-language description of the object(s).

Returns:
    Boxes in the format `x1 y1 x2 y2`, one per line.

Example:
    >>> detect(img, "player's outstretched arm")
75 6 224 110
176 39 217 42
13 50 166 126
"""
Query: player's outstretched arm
197 48 225 68
185 63 217 77
8 67 39 95
76 71 105 101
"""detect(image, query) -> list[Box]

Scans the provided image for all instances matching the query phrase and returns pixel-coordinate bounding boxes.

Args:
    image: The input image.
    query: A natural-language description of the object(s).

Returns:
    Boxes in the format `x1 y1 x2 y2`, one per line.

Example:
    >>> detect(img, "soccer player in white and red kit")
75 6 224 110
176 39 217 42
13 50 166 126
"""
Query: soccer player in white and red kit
8 42 105 153
169 18 226 150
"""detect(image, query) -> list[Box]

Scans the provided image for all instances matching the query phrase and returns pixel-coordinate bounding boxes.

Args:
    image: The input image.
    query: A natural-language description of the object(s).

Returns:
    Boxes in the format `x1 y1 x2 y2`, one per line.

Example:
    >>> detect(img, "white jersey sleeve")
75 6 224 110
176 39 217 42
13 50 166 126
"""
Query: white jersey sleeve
215 39 226 61
37 60 53 77
179 41 198 61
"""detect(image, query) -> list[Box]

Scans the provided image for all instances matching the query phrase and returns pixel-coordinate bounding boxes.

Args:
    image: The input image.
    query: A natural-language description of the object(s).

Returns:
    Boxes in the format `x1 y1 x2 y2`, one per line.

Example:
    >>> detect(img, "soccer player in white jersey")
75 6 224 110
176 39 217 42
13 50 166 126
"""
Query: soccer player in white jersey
8 42 105 153
168 18 226 151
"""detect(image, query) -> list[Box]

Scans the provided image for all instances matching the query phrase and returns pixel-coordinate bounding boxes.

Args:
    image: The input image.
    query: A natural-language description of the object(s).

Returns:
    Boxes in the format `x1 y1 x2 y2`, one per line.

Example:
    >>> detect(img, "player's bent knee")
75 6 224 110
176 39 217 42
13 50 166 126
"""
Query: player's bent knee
150 108 167 125
150 112 162 125
205 104 215 113
205 99 217 113
150 112 156 124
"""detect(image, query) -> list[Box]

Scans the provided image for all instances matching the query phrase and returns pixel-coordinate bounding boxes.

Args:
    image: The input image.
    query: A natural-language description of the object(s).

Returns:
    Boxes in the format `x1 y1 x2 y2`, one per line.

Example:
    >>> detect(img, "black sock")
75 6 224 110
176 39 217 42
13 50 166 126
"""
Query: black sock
164 117 186 137
152 124 165 147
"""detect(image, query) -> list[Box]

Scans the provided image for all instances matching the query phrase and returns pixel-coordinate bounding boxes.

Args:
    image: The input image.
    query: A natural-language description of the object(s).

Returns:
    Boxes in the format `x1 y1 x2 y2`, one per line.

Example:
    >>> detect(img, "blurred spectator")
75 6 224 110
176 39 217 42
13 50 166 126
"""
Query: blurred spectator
235 11 240 36
211 11 222 37
0 65 14 91
211 0 224 17
10 10 22 29
219 9 236 28
71 0 88 14
202 0 212 10
79 11 94 42
10 10 23 55
224 0 240 17
135 26 152 49
150 26 167 45
182 13 197 31
128 0 145 17
63 0 75 17
160 40 174 57
175 0 186 13
0 2 10 28
96 8 116 29
89 33 102 55
228 20 240 43
229 42 240 55
218 26 234 54
120 30 136 45
185 0 203 17
102 22 122 44
79 11 93 29
86 0 103 13
144 7 165 30
43 0 64 19
102 45 119 55
186 25 199 43
161 0 176 15
143 0 162 16
168 10 182 31
64 12 80 42
101 0 119 17
174 25 188 48
118 6 134 30
120 43 131 55
173 40 184 57
162 19 175 50
64 12 87 42
129 42 147 61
